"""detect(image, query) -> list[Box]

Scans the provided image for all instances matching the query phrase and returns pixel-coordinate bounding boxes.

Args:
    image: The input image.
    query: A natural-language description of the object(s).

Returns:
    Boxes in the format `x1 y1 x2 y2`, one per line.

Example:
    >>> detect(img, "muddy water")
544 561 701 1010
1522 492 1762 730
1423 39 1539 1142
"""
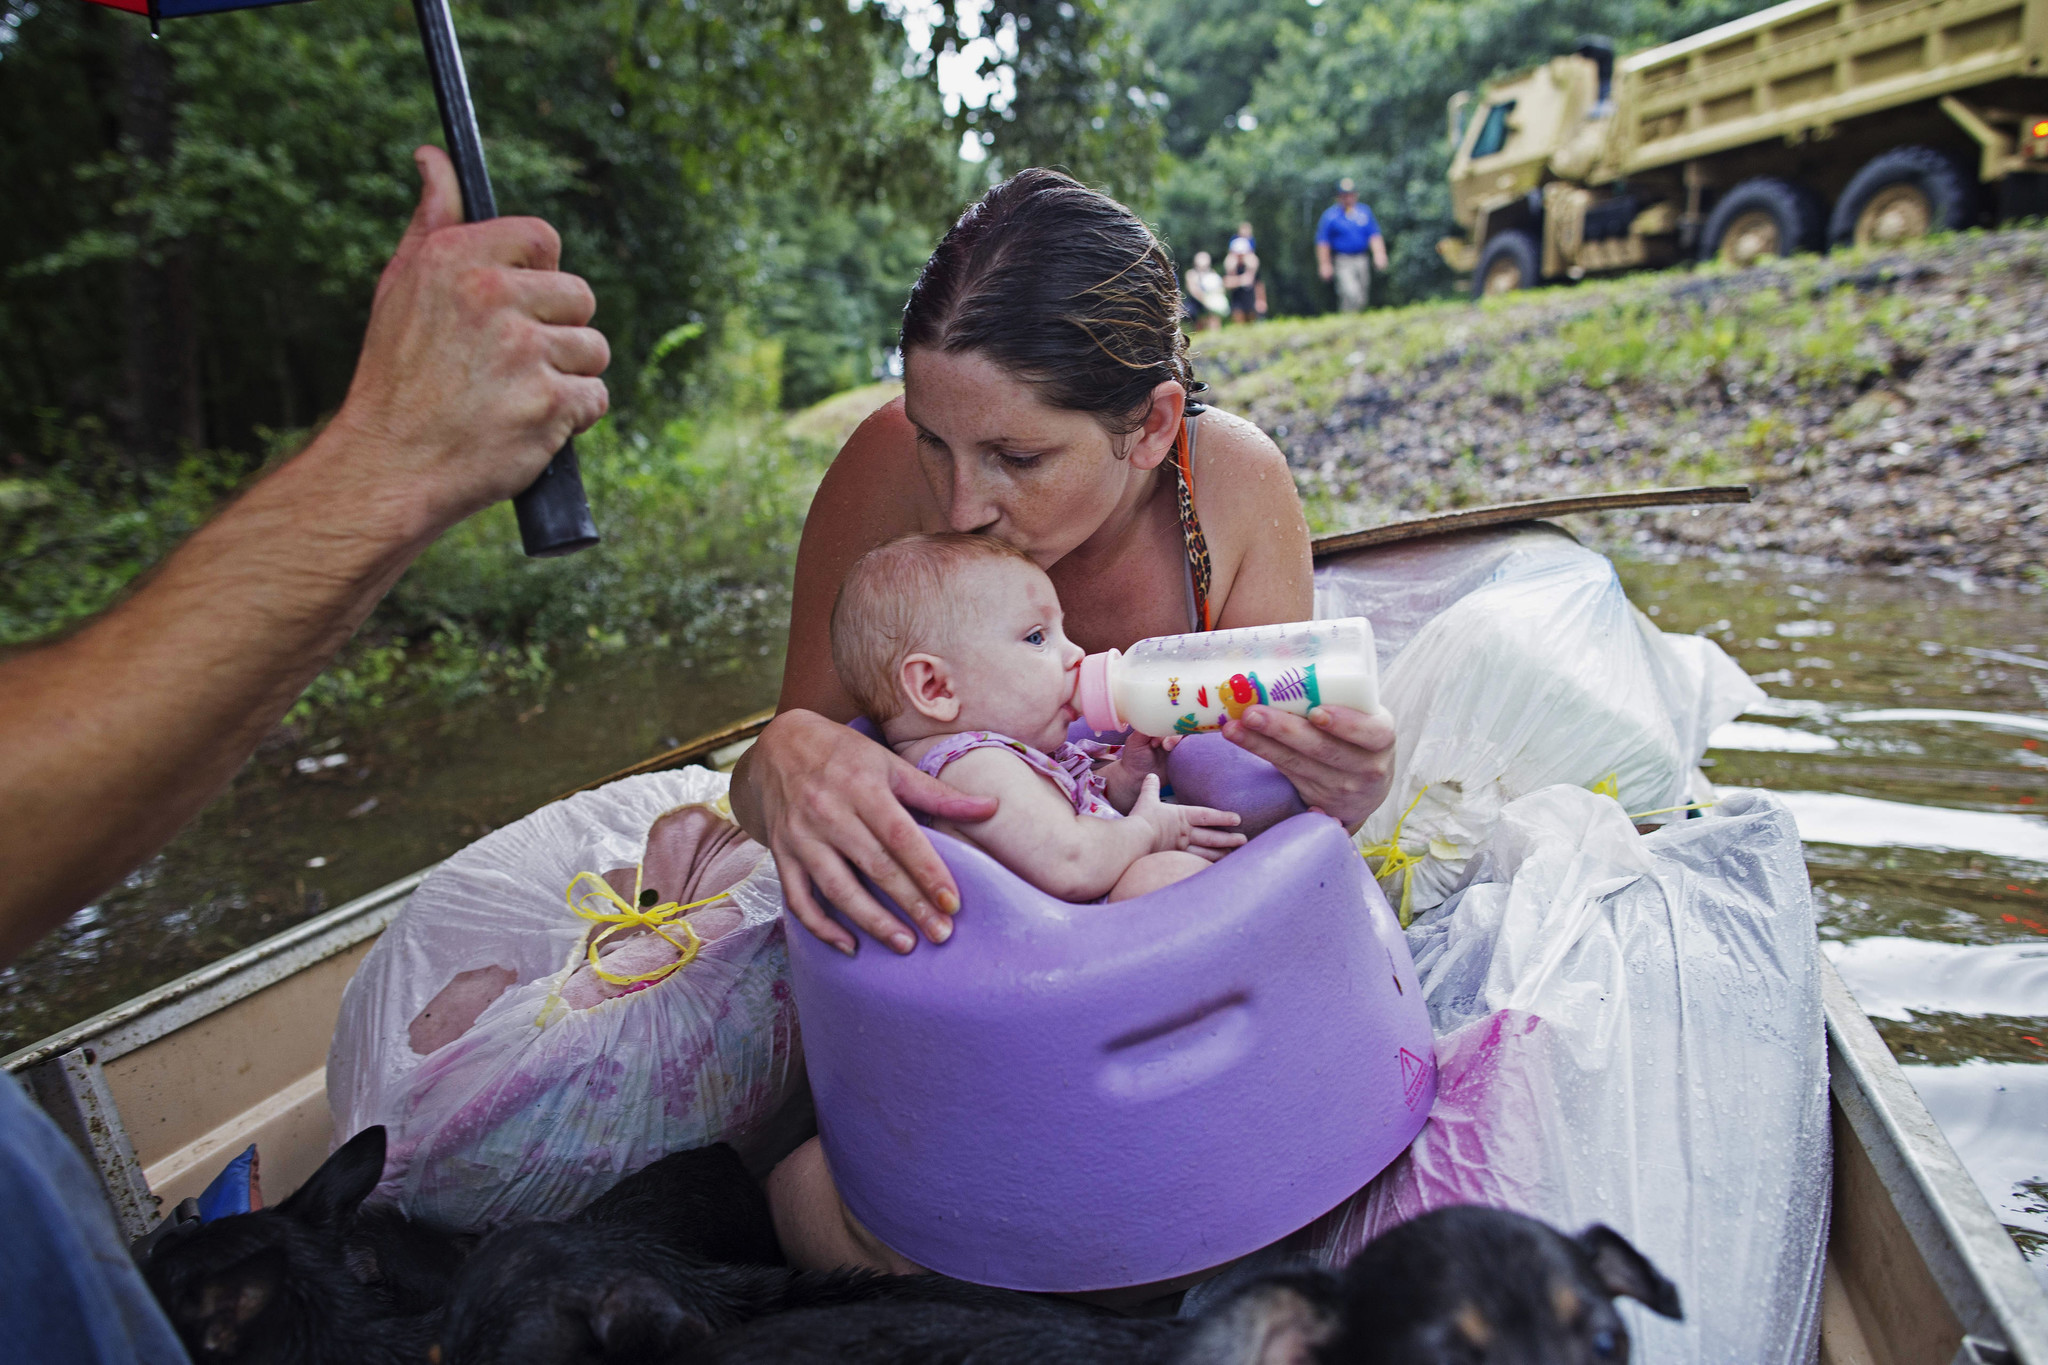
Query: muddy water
0 631 785 1056
1617 558 2048 1277
5 557 2042 1275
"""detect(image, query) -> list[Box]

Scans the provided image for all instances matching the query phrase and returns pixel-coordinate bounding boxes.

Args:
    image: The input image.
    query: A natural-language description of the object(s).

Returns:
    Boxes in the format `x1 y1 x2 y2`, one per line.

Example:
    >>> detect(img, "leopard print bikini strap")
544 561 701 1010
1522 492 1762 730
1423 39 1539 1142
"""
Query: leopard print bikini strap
1173 406 1213 633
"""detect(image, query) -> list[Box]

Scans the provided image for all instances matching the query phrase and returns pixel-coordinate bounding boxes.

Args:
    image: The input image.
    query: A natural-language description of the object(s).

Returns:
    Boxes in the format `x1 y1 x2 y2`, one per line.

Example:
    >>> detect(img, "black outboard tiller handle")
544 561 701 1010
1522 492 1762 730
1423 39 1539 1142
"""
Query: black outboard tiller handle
411 0 600 558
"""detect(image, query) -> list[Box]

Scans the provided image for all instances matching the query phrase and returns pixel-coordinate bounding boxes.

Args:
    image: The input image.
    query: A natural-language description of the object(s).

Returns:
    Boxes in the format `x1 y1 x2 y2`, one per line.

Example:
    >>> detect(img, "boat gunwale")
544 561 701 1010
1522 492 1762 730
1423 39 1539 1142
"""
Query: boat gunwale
1822 956 2048 1359
1 871 424 1075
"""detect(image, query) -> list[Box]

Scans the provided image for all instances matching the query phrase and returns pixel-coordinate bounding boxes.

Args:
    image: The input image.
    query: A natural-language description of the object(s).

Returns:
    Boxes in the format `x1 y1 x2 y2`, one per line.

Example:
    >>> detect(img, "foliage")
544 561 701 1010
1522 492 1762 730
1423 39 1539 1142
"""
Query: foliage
0 424 248 646
957 0 1163 201
4 394 830 726
0 0 1170 460
1144 0 1758 313
1477 278 1907 400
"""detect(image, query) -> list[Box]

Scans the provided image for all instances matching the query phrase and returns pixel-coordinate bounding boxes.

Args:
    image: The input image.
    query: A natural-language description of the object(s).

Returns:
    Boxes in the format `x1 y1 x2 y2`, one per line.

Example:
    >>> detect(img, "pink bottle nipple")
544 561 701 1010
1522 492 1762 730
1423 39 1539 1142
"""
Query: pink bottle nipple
1076 650 1123 732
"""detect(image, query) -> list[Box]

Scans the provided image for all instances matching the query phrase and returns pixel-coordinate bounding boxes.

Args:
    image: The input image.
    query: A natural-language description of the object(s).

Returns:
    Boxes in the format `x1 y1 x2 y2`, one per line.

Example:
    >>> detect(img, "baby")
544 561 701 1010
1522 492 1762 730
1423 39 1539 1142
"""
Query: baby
767 532 1247 1280
830 531 1245 904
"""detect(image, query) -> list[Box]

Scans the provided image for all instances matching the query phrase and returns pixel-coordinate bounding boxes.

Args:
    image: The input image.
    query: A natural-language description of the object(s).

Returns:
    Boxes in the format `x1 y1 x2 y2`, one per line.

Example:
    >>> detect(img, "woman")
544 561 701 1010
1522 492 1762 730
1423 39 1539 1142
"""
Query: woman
1182 249 1227 332
730 169 1395 959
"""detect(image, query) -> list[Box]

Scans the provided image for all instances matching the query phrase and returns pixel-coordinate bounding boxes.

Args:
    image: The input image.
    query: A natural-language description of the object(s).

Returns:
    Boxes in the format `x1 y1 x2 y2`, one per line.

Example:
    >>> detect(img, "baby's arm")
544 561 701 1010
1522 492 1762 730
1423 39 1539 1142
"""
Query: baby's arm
932 749 1241 902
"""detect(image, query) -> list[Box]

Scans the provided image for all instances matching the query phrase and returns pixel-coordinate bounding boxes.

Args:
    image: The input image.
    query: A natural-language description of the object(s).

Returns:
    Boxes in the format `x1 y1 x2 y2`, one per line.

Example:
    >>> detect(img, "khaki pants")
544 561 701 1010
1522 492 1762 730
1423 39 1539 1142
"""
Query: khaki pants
1334 252 1371 312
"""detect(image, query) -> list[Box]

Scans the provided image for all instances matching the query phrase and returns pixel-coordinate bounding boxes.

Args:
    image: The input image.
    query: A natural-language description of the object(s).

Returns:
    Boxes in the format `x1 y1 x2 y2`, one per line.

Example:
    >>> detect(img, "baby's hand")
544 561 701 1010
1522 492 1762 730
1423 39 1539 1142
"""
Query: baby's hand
1102 733 1180 811
1128 774 1245 862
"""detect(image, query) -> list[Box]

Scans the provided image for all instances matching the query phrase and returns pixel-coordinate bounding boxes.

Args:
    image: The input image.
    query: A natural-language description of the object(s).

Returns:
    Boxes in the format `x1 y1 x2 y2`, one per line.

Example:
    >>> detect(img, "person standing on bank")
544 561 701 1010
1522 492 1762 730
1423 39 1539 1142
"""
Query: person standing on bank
1184 249 1228 332
1315 177 1388 313
1223 227 1260 325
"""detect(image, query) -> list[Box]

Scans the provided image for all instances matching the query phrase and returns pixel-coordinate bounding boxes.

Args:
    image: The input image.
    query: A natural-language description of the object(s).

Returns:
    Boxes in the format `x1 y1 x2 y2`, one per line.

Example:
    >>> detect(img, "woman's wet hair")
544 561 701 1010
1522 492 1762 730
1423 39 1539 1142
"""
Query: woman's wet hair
900 168 1193 438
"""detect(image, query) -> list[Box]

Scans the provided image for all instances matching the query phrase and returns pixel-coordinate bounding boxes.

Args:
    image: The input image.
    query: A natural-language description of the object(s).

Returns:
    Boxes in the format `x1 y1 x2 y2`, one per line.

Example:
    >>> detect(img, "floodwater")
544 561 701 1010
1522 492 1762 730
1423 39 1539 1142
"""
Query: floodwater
1617 558 2048 1279
3 555 2042 1276
0 629 785 1055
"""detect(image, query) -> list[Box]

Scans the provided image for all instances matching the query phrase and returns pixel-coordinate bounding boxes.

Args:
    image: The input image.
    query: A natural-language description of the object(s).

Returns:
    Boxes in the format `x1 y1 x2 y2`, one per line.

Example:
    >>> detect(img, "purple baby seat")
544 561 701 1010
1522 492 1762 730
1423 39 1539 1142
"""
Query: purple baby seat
787 734 1437 1293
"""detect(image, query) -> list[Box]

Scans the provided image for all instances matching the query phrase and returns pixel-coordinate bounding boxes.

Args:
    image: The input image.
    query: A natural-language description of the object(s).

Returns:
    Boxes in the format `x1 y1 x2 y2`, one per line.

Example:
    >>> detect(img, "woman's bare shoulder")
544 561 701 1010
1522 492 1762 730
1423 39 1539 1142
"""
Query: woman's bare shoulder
779 394 938 717
808 395 932 531
1191 405 1299 524
1190 405 1313 624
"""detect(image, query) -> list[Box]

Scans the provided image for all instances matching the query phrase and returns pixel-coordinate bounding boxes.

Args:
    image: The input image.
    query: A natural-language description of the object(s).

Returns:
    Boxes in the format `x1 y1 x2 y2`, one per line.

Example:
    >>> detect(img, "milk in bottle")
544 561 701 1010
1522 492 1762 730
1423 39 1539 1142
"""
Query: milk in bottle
1075 618 1379 738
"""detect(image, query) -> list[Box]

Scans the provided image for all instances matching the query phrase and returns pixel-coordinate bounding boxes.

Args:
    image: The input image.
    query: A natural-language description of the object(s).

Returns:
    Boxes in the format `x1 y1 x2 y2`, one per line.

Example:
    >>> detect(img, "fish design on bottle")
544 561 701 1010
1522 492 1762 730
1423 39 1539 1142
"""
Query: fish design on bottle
1266 665 1320 706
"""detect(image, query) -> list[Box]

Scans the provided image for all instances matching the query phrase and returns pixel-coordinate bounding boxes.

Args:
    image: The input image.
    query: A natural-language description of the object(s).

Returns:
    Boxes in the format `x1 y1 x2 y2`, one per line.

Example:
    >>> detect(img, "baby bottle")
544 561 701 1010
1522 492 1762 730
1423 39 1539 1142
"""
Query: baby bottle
1076 618 1379 738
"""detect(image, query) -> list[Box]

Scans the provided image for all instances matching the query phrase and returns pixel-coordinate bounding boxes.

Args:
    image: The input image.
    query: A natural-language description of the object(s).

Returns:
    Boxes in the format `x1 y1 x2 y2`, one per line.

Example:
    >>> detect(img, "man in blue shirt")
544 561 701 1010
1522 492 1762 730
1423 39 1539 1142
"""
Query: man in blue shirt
1315 177 1389 313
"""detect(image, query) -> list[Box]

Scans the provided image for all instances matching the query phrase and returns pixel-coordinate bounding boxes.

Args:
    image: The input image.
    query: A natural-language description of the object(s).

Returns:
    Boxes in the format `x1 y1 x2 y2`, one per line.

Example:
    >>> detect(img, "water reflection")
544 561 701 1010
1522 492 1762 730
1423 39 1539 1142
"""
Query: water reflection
1707 722 1839 753
1825 938 2048 1021
1620 556 2047 1278
1903 1063 2048 1270
0 632 785 1054
1768 790 2048 861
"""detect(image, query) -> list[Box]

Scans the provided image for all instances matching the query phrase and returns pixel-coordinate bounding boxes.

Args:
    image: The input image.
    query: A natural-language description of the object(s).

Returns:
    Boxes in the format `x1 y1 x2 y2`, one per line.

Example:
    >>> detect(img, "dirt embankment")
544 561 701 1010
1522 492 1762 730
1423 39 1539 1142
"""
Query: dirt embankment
1199 230 2048 581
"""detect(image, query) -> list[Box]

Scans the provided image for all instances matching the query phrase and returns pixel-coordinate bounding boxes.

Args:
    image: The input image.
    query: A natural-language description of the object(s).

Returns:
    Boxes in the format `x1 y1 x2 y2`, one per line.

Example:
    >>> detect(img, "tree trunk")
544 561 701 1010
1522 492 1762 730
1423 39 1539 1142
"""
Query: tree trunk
118 31 204 466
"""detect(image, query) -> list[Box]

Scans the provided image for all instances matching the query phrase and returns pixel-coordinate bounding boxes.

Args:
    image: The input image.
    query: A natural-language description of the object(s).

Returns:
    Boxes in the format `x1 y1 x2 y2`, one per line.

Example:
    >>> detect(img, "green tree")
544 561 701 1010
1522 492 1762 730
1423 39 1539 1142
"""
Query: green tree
0 0 946 462
1146 0 1757 313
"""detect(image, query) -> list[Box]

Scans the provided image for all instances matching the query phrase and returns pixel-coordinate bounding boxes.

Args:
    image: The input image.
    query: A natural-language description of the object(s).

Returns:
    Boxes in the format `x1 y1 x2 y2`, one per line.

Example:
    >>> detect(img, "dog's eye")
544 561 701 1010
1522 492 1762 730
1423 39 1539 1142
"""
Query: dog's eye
1591 1328 1619 1358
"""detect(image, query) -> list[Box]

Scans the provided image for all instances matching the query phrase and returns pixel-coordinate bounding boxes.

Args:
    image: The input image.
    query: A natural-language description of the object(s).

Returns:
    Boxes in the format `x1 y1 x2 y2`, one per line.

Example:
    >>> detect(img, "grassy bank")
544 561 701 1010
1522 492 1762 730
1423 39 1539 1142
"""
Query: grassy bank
1199 227 2048 581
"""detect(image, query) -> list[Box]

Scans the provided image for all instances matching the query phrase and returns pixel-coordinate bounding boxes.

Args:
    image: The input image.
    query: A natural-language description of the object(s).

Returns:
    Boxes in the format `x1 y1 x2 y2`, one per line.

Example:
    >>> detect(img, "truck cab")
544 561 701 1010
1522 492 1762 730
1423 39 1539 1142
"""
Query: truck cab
1441 45 1617 294
1439 0 2048 298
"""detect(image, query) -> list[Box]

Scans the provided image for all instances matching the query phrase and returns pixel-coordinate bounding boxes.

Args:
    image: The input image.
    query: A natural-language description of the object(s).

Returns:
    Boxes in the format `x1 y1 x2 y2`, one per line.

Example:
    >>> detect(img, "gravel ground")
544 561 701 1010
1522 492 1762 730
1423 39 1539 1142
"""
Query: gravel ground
1202 229 2048 581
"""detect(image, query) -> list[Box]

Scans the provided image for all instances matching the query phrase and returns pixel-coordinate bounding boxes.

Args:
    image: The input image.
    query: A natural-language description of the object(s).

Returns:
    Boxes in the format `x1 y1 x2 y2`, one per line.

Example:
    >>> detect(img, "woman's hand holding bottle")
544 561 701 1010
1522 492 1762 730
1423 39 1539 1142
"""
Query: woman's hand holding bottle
1221 703 1395 834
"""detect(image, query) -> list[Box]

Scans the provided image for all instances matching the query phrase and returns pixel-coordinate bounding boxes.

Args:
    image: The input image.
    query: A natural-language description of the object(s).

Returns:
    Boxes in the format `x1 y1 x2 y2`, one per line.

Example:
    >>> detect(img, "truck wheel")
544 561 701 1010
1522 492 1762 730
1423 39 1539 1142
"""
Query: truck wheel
1701 178 1825 267
1473 230 1539 299
1828 146 1978 248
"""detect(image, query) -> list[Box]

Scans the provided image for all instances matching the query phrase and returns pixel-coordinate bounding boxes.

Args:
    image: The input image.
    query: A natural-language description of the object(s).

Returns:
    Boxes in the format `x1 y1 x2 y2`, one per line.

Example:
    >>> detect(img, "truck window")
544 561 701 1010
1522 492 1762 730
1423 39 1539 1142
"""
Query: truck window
1470 100 1516 158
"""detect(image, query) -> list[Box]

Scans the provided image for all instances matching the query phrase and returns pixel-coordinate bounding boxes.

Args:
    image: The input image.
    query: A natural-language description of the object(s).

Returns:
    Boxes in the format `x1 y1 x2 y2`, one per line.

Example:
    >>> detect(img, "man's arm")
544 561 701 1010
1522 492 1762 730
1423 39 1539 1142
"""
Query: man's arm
0 146 609 965
1371 232 1389 271
1316 241 1334 281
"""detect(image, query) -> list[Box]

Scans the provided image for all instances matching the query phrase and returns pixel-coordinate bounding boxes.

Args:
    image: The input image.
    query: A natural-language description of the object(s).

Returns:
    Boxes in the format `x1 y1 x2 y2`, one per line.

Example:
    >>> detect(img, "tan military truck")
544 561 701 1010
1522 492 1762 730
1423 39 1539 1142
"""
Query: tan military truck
1437 0 2048 296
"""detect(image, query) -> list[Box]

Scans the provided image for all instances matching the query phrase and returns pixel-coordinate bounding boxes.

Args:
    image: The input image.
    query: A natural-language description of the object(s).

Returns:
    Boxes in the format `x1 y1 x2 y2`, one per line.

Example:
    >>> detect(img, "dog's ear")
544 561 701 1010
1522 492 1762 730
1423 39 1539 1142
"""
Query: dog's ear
1575 1225 1682 1320
590 1274 714 1361
174 1247 283 1359
1176 1277 1340 1365
278 1126 386 1230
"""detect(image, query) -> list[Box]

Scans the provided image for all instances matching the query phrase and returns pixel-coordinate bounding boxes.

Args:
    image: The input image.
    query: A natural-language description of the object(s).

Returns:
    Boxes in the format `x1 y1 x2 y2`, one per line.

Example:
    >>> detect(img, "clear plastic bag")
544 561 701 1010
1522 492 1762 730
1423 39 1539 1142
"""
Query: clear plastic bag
327 769 803 1229
1314 524 1592 667
1340 534 1761 918
1314 785 1830 1365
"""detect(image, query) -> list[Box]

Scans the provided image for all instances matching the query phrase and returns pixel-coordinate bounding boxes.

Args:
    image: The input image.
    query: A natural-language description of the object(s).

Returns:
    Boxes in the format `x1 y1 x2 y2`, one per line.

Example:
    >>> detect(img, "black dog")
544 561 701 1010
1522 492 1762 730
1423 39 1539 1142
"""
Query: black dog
439 1222 1081 1365
438 1144 1073 1365
141 1125 469 1364
690 1206 1683 1364
572 1142 783 1270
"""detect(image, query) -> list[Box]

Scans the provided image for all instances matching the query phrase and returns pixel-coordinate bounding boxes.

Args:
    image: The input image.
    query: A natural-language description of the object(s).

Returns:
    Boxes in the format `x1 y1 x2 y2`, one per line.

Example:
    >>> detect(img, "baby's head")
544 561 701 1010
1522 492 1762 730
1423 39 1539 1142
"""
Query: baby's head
832 533 1085 750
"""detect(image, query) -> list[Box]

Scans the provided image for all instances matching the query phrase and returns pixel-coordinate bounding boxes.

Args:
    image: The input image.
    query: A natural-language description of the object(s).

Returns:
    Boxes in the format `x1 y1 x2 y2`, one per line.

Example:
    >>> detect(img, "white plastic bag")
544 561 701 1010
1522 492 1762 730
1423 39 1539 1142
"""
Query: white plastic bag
1314 523 1593 666
327 769 803 1229
1315 785 1830 1365
1345 538 1760 918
